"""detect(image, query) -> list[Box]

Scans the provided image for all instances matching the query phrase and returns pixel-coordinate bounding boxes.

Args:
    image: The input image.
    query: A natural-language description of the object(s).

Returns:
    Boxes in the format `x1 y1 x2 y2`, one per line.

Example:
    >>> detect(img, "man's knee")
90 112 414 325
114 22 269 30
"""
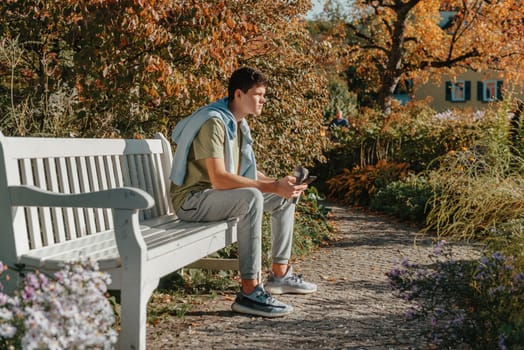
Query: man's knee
236 187 264 214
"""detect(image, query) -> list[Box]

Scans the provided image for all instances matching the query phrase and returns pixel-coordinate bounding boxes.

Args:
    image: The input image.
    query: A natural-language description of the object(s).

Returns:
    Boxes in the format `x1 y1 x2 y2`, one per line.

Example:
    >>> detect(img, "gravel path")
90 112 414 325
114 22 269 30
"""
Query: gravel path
146 205 479 349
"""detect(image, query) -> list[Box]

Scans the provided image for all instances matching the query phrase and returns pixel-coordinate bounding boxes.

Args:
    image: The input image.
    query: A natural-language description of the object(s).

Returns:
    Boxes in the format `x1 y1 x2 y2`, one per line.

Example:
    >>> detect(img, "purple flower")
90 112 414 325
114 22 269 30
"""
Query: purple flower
37 273 48 287
401 258 411 268
0 293 8 306
498 333 508 350
387 267 400 278
492 252 505 262
405 308 417 320
475 270 487 280
22 286 36 301
432 240 447 256
513 272 524 284
480 255 489 265
25 274 40 290
450 310 465 326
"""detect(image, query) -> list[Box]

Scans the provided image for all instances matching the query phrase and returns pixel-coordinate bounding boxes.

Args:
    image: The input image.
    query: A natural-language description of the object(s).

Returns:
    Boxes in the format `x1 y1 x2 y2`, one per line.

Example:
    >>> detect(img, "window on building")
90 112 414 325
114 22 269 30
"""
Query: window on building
445 80 471 102
452 81 466 101
477 80 503 102
393 79 413 105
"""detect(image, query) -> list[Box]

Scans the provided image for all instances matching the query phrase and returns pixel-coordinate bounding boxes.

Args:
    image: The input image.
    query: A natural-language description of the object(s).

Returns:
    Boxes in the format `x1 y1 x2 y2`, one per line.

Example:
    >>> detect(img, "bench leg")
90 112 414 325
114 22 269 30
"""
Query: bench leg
112 208 158 350
118 279 159 350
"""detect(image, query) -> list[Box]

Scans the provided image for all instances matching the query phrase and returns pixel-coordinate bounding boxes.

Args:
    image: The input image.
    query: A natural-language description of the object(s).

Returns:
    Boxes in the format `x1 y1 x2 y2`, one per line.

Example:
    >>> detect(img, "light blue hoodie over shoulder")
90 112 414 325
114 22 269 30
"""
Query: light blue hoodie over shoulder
170 97 257 185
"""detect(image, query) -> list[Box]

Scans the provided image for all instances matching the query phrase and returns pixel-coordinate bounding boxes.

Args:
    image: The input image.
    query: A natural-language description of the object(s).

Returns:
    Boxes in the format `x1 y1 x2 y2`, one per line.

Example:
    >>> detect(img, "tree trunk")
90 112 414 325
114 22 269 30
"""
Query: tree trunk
377 0 420 114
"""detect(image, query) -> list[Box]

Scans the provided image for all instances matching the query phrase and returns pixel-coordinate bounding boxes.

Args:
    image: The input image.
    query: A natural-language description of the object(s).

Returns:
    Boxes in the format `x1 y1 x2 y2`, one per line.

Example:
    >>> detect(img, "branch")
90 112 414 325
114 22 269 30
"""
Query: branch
346 23 375 45
361 44 389 54
381 18 393 37
420 48 480 69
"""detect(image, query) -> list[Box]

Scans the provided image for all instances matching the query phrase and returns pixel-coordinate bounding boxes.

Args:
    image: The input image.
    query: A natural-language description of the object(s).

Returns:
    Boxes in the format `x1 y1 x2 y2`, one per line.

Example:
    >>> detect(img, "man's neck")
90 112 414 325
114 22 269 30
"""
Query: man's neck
228 100 246 122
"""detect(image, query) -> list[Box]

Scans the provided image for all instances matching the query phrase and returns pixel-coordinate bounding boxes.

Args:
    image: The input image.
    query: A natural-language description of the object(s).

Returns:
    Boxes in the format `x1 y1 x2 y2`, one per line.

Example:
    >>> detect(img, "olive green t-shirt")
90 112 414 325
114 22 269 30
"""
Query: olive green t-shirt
171 117 240 211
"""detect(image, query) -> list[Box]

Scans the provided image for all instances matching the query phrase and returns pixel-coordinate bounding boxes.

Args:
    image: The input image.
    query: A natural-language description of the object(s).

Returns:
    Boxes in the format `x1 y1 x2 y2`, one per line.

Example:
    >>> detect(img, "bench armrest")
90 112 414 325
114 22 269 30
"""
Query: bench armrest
8 185 155 210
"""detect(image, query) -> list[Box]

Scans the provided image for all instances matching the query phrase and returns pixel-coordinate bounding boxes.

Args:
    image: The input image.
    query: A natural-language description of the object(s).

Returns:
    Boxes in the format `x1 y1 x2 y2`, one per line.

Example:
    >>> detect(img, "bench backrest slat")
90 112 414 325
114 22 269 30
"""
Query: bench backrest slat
66 156 88 237
150 154 166 217
35 157 55 247
45 157 68 243
56 157 76 240
0 133 174 257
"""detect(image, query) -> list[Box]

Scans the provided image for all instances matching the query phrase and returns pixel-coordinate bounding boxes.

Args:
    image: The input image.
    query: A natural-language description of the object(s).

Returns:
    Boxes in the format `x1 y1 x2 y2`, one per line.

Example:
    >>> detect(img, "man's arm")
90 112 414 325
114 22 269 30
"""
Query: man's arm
256 171 275 183
205 158 306 199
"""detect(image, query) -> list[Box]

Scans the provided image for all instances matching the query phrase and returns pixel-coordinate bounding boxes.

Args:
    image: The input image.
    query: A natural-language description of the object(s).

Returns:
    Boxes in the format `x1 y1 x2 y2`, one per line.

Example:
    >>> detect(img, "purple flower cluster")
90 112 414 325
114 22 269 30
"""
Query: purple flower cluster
0 259 117 349
387 240 524 349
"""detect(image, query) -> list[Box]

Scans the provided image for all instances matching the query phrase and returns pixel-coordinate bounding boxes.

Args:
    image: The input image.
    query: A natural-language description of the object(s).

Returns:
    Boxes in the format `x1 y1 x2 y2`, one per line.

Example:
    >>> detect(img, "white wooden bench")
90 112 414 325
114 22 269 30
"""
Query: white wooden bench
0 131 239 350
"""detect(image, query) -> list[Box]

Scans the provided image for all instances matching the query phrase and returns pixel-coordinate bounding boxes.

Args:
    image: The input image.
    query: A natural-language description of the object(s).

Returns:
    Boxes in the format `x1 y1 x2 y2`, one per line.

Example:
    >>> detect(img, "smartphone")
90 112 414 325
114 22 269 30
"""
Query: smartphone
303 176 317 185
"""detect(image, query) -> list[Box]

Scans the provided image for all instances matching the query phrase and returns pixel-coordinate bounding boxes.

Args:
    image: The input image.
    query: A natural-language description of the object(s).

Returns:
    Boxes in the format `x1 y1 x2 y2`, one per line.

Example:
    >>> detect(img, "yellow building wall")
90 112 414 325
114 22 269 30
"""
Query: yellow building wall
414 70 524 112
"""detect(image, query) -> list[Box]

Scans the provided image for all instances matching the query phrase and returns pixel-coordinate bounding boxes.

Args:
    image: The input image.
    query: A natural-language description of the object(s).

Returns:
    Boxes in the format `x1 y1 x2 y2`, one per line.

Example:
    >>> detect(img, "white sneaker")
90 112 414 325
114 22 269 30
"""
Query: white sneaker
265 266 317 295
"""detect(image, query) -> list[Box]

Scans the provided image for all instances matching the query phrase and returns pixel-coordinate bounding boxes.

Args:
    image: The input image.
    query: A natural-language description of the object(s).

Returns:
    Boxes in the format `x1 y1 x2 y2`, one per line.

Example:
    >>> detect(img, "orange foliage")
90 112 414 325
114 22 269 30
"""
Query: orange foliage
326 160 410 206
0 0 330 174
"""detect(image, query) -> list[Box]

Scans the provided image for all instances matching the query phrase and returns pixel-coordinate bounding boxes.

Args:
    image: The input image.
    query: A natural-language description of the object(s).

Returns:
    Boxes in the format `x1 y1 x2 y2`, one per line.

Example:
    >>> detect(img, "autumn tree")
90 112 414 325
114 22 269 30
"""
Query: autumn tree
327 0 524 112
0 0 330 174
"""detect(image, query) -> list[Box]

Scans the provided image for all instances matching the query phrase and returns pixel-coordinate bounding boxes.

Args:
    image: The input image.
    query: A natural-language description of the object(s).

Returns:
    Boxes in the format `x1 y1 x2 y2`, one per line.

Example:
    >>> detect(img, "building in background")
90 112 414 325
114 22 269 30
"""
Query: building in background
411 70 523 112
393 5 524 111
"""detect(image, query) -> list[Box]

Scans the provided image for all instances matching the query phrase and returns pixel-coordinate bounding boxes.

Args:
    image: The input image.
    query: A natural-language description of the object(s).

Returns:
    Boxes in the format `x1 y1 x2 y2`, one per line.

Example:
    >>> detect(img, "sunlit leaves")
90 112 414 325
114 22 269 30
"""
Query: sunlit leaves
1 0 330 173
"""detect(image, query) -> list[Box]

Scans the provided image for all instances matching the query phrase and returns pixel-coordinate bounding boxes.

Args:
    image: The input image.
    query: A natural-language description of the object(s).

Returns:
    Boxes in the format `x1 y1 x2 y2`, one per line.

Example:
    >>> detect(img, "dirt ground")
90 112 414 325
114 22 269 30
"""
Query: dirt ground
145 205 479 350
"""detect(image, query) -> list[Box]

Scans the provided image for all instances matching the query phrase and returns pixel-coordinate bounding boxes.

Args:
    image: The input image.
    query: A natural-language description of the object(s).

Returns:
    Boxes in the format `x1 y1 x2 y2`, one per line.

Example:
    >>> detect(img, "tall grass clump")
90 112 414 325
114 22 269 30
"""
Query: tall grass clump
422 101 524 274
0 36 81 137
423 107 524 242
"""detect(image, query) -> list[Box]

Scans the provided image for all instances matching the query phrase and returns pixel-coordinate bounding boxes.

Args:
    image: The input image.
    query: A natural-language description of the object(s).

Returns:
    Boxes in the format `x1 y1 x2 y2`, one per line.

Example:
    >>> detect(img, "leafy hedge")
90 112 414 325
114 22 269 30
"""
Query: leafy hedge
0 0 329 176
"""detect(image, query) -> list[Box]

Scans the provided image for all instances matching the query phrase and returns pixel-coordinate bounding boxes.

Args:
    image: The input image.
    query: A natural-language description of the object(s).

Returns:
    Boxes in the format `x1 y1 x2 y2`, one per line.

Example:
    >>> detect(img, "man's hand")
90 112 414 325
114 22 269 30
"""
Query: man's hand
274 176 308 199
206 159 307 197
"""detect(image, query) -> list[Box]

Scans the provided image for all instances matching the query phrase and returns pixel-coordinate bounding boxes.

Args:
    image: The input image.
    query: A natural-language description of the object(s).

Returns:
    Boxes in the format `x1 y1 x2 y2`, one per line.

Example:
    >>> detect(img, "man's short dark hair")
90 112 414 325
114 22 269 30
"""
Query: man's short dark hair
228 67 268 101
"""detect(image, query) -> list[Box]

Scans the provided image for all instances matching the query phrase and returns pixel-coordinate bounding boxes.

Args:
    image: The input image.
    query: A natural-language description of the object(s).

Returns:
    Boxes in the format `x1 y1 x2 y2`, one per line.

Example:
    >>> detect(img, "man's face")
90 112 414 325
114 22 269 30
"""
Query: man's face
237 84 266 117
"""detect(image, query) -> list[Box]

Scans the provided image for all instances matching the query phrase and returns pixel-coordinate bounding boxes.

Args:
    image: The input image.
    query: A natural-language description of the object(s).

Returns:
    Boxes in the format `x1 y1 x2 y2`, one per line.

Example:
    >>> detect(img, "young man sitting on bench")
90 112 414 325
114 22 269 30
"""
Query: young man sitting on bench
169 67 317 317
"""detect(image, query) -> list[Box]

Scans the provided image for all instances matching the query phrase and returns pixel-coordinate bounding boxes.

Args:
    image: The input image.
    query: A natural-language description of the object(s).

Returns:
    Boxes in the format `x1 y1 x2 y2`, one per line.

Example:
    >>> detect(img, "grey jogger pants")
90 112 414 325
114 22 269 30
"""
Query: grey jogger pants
175 188 295 280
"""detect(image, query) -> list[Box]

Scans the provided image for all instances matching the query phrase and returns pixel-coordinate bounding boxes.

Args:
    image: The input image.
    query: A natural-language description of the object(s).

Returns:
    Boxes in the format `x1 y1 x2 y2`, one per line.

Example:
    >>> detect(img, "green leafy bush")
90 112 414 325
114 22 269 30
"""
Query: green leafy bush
370 174 433 223
315 101 512 195
293 187 333 252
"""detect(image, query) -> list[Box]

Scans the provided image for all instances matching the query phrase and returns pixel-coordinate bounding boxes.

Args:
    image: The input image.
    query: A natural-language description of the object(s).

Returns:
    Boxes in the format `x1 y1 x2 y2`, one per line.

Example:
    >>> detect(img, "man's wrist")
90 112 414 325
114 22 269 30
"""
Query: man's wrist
261 179 279 193
272 179 280 193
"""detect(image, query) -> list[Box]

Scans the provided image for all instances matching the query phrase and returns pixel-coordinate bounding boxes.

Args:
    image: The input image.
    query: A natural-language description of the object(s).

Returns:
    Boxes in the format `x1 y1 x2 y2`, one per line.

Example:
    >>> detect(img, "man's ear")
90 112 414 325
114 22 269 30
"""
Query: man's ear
234 88 243 100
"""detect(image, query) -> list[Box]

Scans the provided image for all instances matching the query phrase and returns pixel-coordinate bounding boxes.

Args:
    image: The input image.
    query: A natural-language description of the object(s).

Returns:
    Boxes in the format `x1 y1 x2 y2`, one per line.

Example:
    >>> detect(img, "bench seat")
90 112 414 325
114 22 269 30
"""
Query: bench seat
18 216 238 282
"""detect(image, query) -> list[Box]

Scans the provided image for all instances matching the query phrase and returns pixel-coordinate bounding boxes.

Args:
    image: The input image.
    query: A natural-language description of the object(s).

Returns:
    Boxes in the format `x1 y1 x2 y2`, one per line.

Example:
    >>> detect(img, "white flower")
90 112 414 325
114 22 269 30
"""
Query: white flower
0 322 17 338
